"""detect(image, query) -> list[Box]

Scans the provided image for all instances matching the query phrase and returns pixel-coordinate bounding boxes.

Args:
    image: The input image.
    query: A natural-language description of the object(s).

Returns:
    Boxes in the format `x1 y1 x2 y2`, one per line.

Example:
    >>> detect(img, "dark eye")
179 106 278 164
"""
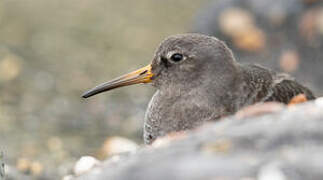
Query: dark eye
170 53 184 62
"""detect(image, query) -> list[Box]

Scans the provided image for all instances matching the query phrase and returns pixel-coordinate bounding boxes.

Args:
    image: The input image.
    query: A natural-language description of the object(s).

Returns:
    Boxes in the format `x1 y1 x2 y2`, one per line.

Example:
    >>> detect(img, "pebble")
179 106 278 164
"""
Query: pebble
73 156 100 176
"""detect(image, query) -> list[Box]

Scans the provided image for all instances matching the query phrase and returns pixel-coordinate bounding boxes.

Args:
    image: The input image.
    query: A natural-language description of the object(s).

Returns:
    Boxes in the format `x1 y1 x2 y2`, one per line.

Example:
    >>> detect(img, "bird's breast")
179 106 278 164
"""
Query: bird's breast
143 90 225 144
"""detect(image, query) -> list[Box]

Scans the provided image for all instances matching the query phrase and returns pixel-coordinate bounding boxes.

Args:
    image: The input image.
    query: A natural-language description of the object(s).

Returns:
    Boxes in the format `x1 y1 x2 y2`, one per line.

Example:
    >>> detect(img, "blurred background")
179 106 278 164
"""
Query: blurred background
0 0 322 179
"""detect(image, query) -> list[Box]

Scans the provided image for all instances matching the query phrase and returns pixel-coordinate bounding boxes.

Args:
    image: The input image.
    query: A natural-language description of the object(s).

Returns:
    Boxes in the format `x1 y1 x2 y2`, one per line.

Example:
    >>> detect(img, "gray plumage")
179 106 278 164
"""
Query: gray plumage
143 34 314 144
82 33 315 145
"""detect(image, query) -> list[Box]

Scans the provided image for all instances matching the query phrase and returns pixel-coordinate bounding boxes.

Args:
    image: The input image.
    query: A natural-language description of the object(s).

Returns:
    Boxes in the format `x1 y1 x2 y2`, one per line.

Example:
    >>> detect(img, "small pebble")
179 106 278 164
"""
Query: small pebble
73 156 100 176
99 136 138 159
279 50 300 73
258 163 286 180
62 175 74 180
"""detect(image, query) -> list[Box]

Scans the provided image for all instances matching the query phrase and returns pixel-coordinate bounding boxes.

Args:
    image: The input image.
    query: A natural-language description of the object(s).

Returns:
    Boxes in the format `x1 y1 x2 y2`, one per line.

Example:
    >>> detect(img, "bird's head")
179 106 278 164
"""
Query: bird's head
82 33 239 98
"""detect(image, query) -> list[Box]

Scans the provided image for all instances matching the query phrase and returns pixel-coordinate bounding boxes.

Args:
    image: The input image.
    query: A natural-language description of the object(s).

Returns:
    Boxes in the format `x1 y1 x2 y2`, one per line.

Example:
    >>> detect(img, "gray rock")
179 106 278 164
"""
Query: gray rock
74 98 323 180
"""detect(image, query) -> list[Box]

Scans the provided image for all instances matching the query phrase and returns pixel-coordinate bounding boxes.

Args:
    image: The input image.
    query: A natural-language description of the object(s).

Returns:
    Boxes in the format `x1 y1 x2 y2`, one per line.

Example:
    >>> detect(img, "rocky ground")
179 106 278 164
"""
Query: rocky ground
68 98 323 180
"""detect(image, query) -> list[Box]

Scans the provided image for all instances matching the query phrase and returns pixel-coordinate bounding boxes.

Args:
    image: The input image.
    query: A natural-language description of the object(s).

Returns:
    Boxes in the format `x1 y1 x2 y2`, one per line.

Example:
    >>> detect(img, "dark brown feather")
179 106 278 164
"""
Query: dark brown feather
266 80 315 104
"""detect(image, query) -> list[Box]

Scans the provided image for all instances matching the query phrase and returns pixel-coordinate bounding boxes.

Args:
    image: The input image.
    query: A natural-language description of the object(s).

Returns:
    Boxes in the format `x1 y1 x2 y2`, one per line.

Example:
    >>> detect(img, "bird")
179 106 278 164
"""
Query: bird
82 33 315 144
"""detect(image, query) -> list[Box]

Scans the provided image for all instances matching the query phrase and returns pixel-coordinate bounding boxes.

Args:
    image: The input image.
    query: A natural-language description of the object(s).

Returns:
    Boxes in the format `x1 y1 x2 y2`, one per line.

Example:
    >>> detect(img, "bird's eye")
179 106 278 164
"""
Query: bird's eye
170 53 184 62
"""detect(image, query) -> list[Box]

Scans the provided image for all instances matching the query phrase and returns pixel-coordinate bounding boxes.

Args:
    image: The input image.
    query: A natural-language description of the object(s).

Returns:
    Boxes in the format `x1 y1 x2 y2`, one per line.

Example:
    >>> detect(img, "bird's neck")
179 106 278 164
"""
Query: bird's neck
157 67 245 108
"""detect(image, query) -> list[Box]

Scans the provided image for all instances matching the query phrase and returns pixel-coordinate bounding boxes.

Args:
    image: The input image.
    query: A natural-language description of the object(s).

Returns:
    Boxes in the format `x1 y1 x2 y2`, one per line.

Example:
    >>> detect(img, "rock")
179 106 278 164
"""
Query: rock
72 98 323 180
73 156 100 176
97 136 139 159
62 175 75 180
235 102 285 119
279 50 300 73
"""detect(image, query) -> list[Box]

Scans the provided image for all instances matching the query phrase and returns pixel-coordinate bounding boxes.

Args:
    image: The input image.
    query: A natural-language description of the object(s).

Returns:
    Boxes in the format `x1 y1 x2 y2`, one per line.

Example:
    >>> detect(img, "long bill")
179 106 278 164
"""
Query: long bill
82 64 154 98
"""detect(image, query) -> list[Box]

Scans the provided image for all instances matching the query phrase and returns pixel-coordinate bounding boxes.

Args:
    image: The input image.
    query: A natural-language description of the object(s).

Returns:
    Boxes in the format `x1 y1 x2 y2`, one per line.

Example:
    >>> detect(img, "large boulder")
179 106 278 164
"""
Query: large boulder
72 98 323 180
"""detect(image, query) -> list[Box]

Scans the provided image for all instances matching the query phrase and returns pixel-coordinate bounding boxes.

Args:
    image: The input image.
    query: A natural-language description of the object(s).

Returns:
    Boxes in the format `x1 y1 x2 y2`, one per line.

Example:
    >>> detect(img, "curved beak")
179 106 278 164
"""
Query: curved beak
82 64 154 98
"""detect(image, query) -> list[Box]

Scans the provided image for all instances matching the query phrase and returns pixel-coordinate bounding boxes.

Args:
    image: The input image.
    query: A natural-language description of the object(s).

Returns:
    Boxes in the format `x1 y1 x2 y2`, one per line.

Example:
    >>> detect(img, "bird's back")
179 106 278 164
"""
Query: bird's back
241 64 315 105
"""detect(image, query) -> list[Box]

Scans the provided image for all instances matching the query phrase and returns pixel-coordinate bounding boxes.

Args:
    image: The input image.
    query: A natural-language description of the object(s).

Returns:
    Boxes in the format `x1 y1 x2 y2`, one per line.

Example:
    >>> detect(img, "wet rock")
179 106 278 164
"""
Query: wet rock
71 98 323 180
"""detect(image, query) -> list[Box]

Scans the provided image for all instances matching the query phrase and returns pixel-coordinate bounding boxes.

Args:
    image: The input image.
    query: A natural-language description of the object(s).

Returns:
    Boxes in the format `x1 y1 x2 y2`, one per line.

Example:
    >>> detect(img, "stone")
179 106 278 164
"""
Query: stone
72 98 323 180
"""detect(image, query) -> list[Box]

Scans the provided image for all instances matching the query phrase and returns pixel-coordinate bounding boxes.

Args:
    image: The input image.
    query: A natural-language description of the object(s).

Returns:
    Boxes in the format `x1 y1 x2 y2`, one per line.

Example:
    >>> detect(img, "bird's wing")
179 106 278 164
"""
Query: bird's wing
240 64 275 105
241 64 315 105
265 79 315 104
